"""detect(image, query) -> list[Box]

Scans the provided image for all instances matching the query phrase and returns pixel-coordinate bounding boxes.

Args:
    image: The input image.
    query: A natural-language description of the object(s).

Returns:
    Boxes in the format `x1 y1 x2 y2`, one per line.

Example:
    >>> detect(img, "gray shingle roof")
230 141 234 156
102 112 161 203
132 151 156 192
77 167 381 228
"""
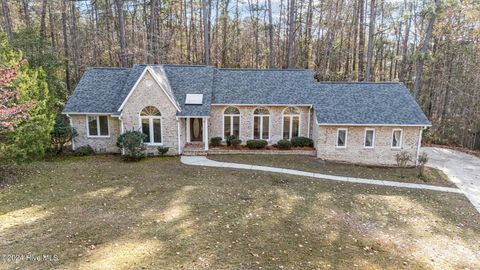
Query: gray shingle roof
62 65 430 126
212 68 315 104
312 82 430 125
63 68 130 113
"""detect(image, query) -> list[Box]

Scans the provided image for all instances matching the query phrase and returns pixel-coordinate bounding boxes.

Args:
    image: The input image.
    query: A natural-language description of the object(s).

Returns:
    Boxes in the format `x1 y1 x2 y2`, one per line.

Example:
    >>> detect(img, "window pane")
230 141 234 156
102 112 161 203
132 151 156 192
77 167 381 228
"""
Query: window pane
153 118 162 143
262 116 269 139
365 130 373 147
283 116 290 139
337 130 346 147
392 130 401 147
292 116 299 137
88 116 98 136
233 116 240 138
224 116 231 138
253 117 260 139
142 118 150 143
99 116 109 136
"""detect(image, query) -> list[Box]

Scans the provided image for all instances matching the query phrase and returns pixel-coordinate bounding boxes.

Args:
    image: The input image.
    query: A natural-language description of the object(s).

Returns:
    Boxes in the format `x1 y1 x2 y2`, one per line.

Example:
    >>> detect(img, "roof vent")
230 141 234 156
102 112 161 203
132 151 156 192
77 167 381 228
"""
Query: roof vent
185 94 203 105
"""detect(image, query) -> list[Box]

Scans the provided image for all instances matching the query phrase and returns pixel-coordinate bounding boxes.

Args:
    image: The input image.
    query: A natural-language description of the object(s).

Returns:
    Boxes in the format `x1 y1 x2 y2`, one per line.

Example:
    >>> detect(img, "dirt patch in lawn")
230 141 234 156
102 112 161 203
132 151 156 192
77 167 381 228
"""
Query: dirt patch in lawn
209 155 456 187
0 155 478 269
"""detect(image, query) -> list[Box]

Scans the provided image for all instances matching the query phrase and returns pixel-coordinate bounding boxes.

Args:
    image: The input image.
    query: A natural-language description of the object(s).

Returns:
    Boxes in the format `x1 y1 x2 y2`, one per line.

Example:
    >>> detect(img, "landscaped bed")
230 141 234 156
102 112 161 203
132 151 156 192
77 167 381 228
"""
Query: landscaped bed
209 154 456 187
1 155 479 269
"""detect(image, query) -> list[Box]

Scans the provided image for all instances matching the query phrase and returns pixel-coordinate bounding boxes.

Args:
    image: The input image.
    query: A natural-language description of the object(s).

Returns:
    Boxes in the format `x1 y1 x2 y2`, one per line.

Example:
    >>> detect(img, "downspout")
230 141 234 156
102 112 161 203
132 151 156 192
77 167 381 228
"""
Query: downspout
66 114 75 151
119 113 125 155
307 105 312 138
177 118 182 155
415 126 426 166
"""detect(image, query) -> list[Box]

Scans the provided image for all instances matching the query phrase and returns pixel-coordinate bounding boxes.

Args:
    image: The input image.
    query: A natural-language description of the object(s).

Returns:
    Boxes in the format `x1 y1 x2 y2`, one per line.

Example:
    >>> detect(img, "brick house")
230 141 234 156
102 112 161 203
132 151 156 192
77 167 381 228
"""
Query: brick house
62 64 430 166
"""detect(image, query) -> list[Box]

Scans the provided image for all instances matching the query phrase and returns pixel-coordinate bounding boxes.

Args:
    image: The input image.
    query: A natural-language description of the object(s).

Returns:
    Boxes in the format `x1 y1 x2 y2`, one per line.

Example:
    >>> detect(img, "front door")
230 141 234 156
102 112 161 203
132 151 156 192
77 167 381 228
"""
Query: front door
190 118 203 142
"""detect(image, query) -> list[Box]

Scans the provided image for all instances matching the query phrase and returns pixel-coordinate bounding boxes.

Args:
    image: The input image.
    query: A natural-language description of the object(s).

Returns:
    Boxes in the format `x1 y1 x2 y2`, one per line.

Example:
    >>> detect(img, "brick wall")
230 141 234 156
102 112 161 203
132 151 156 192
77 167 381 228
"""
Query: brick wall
208 105 311 144
316 125 422 166
70 115 121 153
120 71 180 155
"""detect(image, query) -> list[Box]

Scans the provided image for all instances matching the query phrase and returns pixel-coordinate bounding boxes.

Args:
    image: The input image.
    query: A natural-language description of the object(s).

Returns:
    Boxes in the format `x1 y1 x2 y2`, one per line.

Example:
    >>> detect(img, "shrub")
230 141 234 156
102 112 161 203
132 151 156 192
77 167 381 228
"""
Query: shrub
395 151 412 178
211 137 222 147
277 139 292 150
231 138 242 146
417 152 429 177
290 136 314 147
246 140 268 149
116 130 146 161
226 135 236 146
50 116 77 154
74 145 94 156
157 146 169 156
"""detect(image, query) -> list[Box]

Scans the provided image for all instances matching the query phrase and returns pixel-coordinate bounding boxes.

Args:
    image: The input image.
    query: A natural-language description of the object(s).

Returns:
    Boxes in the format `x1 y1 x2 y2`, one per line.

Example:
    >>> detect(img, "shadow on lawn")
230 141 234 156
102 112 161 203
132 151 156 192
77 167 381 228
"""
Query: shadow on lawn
0 155 479 269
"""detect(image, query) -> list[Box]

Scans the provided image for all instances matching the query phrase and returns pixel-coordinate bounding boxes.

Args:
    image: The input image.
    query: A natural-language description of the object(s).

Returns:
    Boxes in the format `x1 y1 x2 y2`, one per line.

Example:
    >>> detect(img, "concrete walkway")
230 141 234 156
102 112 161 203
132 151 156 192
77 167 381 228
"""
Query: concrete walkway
423 147 480 213
181 156 462 194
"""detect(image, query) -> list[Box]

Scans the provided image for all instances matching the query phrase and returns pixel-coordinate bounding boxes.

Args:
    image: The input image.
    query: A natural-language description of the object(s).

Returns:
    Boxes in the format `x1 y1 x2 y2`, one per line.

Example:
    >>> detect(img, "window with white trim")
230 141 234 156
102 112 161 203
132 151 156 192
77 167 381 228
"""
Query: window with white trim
364 128 375 148
336 128 347 148
140 106 162 144
282 107 300 139
253 107 270 140
391 129 403 148
224 106 240 139
87 115 109 137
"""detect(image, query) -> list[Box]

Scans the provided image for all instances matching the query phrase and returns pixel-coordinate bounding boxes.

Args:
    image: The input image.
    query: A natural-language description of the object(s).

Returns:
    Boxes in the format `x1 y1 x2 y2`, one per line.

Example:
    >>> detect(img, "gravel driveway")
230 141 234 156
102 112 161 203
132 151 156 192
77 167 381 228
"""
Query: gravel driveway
423 147 480 213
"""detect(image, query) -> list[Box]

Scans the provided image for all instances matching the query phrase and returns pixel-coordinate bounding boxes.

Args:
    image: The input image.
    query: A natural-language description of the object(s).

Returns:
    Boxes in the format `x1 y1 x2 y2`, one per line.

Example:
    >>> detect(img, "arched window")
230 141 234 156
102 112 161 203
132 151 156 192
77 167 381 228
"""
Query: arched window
140 106 162 144
253 107 270 140
282 107 300 139
223 106 240 139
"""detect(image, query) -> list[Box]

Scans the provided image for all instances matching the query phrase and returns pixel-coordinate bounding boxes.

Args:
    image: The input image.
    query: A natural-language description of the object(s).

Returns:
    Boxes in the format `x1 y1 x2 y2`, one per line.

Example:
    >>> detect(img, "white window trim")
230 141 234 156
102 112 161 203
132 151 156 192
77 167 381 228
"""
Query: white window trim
139 114 164 146
252 108 271 141
364 128 375 149
281 107 301 140
391 128 403 149
336 128 348 148
86 115 110 138
222 107 241 140
252 115 271 141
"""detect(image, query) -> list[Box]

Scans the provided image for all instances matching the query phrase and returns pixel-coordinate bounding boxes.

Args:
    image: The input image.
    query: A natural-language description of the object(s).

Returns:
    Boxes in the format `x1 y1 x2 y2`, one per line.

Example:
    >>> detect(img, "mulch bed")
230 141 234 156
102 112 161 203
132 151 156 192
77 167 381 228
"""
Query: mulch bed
213 145 315 151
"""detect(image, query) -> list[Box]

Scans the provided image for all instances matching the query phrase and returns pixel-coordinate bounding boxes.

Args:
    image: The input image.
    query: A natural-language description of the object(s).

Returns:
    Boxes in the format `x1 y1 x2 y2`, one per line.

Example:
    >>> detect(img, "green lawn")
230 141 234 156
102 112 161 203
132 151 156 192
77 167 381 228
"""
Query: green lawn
210 154 455 187
1 155 479 269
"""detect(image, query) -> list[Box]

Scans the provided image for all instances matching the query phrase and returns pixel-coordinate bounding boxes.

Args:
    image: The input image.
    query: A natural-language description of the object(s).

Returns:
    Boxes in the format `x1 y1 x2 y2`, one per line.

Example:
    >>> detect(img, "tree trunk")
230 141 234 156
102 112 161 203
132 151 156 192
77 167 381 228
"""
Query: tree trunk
412 0 440 98
203 0 210 65
365 0 375 81
357 0 365 80
61 0 71 91
1 0 13 43
115 0 128 67
286 0 296 68
40 0 48 40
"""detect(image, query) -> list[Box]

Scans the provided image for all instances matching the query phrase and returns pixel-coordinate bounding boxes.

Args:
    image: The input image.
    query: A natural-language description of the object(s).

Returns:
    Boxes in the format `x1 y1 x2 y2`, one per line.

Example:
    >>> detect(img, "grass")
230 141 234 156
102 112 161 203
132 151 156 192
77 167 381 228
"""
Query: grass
209 154 455 187
0 155 479 269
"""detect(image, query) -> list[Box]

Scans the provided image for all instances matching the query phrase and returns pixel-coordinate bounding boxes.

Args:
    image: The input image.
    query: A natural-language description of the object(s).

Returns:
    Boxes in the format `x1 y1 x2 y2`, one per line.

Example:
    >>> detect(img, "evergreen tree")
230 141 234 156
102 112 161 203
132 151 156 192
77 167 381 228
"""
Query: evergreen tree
0 34 56 162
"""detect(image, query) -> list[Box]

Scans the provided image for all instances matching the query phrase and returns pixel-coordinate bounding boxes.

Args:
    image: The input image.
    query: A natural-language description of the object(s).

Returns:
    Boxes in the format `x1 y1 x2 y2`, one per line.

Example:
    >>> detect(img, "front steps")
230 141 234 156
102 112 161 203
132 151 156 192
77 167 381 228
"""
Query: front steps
182 143 208 156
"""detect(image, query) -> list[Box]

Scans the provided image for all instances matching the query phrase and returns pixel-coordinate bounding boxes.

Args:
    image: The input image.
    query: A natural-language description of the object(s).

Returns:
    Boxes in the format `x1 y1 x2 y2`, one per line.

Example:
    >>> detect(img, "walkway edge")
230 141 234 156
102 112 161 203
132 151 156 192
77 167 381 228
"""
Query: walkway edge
181 156 463 194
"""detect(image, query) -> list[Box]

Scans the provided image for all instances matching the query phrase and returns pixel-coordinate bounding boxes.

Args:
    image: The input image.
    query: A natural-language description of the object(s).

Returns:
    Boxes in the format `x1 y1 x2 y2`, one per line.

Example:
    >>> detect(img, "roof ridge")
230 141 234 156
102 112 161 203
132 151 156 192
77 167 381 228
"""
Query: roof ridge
86 67 130 70
217 68 310 72
317 81 402 85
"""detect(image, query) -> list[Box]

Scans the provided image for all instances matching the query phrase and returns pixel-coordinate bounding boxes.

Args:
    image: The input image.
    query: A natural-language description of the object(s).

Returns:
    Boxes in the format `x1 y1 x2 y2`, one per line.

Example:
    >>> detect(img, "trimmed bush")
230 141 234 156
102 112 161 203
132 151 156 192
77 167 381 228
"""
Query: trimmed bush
157 146 169 156
74 145 94 156
211 137 222 147
290 136 314 147
395 151 412 178
231 138 242 146
226 135 236 146
246 140 268 149
116 130 146 161
277 139 292 150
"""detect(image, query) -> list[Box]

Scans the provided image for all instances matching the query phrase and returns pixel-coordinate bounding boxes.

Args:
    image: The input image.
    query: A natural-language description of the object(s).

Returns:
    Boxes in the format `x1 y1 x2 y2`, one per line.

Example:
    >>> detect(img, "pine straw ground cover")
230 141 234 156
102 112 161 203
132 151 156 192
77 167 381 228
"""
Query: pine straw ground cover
209 155 455 187
0 155 479 270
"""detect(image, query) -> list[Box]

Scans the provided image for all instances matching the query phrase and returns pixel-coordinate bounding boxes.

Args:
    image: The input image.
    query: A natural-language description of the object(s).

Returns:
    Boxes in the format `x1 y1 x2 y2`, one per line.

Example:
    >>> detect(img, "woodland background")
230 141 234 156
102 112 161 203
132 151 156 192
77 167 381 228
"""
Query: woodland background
1 0 479 158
